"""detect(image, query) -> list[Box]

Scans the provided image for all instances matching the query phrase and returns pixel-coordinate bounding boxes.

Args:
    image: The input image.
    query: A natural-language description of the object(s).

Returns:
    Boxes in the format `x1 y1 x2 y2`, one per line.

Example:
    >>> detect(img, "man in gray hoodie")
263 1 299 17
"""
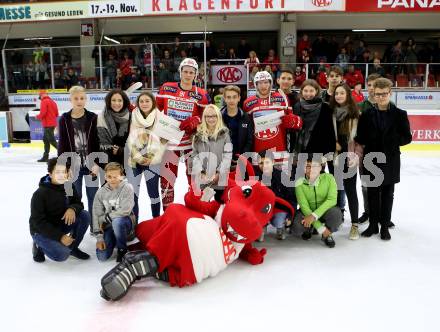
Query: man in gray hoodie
93 162 135 262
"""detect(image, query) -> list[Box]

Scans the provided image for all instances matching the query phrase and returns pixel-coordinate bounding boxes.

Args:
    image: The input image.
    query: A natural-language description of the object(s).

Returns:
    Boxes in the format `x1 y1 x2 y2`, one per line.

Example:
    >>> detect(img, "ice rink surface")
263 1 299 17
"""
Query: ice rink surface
1 147 439 332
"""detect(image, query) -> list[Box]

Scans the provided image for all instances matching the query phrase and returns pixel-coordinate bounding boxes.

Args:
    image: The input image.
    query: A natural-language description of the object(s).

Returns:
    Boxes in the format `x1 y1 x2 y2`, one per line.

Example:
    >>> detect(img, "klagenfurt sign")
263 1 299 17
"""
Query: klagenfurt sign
142 0 345 15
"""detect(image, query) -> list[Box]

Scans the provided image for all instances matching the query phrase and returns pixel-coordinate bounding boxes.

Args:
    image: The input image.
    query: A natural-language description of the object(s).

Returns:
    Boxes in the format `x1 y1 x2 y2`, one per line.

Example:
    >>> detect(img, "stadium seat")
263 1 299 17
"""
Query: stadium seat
396 74 409 88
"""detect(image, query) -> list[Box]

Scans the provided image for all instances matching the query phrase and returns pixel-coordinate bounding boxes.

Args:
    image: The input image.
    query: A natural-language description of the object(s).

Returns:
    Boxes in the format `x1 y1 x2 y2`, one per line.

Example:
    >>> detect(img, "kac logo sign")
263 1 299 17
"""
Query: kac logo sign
311 0 332 7
217 67 243 84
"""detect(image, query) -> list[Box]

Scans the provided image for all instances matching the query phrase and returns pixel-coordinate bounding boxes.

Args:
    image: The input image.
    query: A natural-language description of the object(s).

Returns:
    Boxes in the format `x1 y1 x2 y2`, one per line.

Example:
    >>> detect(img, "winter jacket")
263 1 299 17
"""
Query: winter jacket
295 173 337 231
29 175 84 241
57 109 100 163
355 103 412 185
126 108 168 167
37 96 59 128
293 100 336 156
189 127 232 187
92 179 135 241
221 107 254 158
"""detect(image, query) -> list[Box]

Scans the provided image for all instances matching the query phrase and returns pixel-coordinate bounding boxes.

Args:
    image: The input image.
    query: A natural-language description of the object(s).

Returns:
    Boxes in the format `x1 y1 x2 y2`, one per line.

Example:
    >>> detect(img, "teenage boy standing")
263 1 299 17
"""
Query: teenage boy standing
355 78 412 240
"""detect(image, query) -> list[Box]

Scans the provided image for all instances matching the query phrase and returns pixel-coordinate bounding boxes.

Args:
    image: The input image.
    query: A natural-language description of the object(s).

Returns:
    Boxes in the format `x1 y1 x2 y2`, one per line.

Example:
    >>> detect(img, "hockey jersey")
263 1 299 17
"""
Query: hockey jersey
156 82 210 150
243 91 289 163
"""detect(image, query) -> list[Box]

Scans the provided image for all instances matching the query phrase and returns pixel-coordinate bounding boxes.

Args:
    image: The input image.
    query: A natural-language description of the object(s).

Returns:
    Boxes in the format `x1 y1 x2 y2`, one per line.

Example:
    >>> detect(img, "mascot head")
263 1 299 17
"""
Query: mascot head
220 182 276 244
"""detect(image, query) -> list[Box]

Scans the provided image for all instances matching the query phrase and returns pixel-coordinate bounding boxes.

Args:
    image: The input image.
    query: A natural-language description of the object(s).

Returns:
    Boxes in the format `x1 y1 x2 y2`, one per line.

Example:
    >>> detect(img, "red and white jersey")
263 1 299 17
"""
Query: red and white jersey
243 91 289 164
156 82 210 150
186 205 245 283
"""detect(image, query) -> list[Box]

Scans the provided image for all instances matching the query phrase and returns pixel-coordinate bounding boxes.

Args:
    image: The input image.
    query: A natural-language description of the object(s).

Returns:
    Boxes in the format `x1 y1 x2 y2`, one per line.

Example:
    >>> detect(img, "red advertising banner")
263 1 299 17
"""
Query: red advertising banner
346 0 440 12
408 115 440 142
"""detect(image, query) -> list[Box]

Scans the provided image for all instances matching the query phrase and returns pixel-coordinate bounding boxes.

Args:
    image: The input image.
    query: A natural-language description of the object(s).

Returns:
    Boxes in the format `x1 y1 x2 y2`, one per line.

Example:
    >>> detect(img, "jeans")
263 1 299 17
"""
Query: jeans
42 127 57 158
32 210 90 262
127 164 161 219
72 166 99 225
270 212 288 229
96 216 132 262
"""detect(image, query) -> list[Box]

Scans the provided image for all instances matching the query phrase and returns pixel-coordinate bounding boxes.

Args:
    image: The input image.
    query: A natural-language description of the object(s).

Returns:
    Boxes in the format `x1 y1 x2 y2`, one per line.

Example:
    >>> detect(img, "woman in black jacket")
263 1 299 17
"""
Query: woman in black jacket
293 79 336 161
355 78 412 240
97 89 131 167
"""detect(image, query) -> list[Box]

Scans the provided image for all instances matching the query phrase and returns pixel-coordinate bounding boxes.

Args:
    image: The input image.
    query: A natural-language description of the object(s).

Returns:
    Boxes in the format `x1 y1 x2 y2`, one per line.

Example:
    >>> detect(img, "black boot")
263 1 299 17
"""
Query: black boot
301 227 313 240
380 225 391 240
361 223 379 237
32 242 45 263
70 248 90 260
100 250 159 301
358 212 369 224
387 221 395 229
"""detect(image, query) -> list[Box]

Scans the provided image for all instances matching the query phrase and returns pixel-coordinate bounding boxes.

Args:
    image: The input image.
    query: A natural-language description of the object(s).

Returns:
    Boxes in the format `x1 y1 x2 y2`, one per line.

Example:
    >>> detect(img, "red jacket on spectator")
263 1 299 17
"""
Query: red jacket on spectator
37 95 59 128
344 70 364 88
351 90 365 103
294 71 306 88
120 58 133 76
263 55 280 73
297 40 311 58
317 71 328 89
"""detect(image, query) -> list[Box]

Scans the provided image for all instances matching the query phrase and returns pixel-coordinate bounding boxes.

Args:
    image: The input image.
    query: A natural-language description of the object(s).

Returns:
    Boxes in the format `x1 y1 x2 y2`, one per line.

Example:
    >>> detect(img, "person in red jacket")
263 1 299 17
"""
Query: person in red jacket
156 58 210 210
351 82 365 103
37 91 59 162
344 65 364 88
243 71 302 166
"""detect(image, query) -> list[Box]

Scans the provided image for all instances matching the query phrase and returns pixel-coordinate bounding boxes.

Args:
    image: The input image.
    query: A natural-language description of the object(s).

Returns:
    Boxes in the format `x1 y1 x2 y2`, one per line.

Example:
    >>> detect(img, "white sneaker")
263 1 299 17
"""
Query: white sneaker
349 224 360 240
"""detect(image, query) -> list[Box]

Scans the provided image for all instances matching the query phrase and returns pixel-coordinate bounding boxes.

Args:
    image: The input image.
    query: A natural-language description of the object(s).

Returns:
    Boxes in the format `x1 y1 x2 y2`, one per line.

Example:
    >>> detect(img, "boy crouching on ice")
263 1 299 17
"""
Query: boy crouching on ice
93 162 135 262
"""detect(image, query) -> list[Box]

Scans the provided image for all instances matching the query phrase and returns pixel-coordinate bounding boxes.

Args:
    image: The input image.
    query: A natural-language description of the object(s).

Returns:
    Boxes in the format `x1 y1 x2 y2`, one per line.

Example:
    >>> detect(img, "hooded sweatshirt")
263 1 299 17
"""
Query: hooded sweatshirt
92 178 135 241
29 175 84 241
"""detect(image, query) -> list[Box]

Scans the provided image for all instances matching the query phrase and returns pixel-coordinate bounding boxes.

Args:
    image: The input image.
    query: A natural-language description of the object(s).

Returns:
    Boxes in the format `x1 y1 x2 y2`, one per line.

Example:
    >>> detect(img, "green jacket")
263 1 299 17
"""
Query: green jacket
295 173 337 231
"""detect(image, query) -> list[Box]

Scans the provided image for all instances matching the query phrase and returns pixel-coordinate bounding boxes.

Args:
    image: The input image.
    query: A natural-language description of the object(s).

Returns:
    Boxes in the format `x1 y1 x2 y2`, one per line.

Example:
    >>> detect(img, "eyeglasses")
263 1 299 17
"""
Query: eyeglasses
374 92 390 98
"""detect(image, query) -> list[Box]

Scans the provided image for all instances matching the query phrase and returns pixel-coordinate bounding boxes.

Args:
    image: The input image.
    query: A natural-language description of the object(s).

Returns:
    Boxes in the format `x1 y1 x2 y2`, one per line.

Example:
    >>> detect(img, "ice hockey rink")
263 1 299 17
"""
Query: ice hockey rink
1 145 439 332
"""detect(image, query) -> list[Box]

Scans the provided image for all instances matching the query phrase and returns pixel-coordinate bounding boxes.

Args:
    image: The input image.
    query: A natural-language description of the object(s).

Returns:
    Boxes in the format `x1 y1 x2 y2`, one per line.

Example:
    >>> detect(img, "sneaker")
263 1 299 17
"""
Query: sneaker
380 226 391 241
70 248 90 260
301 227 313 241
387 221 395 229
349 224 360 240
37 157 48 163
276 228 286 240
358 212 369 224
116 248 127 263
32 242 45 263
322 235 336 248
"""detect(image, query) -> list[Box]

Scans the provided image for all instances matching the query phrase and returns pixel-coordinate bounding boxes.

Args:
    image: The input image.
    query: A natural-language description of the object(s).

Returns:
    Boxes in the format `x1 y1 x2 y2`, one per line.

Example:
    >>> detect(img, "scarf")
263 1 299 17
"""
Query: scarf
295 97 322 152
97 107 130 149
334 105 349 122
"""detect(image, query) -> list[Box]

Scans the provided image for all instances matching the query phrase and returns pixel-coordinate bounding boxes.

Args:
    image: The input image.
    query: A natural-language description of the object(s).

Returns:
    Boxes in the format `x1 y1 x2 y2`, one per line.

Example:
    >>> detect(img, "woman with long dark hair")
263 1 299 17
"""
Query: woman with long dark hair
329 83 362 240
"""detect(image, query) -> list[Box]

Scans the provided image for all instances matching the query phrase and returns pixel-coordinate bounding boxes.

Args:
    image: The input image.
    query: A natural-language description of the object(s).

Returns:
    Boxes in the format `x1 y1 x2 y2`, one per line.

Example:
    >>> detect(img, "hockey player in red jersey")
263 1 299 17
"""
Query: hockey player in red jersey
243 71 302 165
156 58 210 210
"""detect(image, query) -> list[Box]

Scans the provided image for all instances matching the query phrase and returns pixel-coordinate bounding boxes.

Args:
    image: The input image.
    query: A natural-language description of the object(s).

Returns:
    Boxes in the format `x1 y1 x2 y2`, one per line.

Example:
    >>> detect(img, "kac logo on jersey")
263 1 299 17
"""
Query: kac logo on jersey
311 0 332 7
255 127 279 140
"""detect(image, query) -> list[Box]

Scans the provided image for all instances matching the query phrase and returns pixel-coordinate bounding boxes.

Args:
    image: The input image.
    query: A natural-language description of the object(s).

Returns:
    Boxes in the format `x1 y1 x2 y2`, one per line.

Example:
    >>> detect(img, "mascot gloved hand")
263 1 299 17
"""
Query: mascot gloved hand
281 110 303 130
179 116 201 134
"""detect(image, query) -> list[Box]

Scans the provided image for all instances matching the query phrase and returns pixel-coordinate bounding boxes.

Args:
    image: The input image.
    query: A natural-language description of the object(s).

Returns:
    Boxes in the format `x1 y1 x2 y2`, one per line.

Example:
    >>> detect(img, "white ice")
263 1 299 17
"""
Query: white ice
0 147 439 332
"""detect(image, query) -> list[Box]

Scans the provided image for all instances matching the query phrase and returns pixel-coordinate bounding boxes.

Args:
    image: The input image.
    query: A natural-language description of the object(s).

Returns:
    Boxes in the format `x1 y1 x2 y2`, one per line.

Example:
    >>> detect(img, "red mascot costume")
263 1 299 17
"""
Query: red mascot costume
100 165 294 301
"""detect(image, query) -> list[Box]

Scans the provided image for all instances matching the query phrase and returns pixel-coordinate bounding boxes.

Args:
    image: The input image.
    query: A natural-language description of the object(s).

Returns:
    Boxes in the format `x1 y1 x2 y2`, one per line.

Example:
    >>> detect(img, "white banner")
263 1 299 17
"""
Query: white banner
211 65 247 85
142 0 345 15
254 111 283 132
396 91 440 110
152 111 185 143
88 0 141 17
